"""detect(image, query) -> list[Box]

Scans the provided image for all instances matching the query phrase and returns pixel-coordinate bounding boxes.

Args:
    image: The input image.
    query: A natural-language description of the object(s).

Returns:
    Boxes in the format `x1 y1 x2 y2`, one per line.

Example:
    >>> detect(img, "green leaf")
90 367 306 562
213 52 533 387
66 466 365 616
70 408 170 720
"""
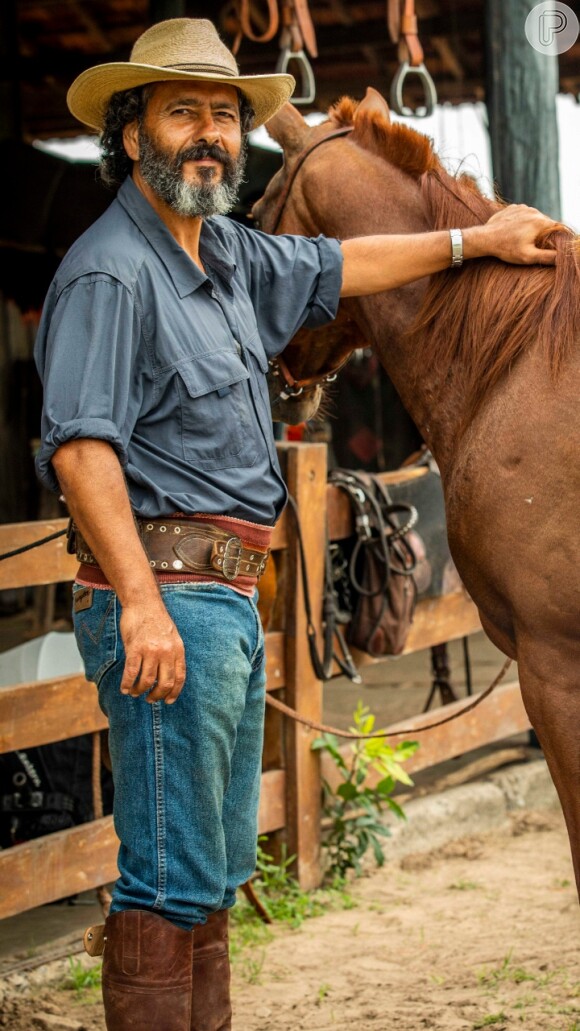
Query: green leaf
372 824 392 838
370 834 386 866
337 782 358 802
375 776 395 796
386 798 407 821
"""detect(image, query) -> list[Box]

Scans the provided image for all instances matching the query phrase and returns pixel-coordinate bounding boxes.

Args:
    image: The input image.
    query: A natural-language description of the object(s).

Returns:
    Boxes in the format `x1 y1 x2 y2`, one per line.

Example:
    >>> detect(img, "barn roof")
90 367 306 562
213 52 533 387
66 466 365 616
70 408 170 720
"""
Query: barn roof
13 0 580 139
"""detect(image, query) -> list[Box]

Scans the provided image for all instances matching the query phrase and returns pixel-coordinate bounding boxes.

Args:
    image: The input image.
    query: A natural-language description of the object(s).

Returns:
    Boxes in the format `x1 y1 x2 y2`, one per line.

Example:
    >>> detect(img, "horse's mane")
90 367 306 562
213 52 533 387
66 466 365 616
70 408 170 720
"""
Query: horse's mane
329 97 580 416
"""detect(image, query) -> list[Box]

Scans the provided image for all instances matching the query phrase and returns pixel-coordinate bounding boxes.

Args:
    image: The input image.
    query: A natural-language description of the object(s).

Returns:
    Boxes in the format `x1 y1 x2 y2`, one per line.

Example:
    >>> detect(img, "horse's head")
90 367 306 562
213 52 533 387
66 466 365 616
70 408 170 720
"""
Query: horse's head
256 89 432 425
268 315 367 425
253 88 398 237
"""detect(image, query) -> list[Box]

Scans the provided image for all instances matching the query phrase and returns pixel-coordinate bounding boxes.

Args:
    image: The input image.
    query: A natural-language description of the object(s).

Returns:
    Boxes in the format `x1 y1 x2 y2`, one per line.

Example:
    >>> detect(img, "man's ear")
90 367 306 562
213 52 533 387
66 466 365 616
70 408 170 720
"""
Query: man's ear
123 121 140 162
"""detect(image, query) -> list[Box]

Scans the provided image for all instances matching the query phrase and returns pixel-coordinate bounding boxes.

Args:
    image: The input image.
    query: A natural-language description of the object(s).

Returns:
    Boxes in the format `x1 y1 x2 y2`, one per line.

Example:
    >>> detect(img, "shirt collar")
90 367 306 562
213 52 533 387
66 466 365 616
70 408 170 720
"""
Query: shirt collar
116 177 236 298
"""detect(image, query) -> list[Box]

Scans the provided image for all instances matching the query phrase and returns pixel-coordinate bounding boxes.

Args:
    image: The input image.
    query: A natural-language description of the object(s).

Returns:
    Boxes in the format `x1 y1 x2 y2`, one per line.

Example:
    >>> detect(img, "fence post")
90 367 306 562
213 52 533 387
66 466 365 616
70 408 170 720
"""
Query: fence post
278 441 327 889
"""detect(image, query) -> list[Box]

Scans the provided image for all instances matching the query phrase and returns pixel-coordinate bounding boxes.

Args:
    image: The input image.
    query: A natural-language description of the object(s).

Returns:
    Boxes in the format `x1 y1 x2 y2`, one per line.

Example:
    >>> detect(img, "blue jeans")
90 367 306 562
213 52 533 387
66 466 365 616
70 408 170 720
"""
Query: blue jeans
72 581 266 930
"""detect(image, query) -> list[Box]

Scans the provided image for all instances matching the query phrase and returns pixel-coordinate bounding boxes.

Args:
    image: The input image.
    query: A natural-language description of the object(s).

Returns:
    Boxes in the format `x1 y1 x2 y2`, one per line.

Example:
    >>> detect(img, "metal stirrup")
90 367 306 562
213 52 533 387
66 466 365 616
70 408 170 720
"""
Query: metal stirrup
390 61 438 118
276 46 316 105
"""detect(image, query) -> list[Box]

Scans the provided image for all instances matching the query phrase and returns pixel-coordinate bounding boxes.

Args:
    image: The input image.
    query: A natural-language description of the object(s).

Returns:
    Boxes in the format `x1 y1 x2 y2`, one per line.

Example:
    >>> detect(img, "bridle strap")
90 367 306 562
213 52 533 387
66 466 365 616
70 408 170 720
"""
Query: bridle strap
265 125 355 395
273 351 351 392
269 125 354 234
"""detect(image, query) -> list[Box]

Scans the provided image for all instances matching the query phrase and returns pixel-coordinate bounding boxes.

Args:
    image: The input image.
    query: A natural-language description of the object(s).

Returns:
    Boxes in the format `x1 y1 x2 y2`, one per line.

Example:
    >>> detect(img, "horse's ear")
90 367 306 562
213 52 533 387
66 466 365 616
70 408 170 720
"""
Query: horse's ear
353 87 391 130
265 102 309 154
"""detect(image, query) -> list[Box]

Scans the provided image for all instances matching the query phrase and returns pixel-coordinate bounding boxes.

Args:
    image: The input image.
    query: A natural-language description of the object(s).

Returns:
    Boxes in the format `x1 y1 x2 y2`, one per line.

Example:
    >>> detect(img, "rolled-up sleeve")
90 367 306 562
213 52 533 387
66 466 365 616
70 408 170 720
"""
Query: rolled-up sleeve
34 274 144 493
227 224 343 357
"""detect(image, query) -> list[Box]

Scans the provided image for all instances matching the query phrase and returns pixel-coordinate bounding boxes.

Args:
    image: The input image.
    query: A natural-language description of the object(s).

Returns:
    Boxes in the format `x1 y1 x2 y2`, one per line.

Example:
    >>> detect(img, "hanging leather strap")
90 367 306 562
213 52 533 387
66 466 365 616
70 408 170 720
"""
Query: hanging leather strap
233 0 280 53
281 0 318 57
233 0 317 57
387 0 424 67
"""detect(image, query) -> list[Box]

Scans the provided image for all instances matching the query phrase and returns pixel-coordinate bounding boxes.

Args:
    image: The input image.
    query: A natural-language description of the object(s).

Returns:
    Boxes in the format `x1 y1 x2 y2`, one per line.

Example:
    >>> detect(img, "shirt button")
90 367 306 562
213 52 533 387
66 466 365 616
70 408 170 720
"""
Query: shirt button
233 339 242 354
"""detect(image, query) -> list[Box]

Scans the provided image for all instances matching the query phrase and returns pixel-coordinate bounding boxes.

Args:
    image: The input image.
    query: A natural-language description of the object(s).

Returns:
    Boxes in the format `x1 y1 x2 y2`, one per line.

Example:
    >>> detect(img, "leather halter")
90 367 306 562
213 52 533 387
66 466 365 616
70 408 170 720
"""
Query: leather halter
267 125 353 235
263 125 354 401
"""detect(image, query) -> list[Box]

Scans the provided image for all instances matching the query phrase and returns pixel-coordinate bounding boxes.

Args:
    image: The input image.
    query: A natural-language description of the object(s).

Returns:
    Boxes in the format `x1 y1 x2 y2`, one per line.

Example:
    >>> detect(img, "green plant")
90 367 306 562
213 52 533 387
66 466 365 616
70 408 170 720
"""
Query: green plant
64 955 102 992
312 701 418 878
473 1015 508 1029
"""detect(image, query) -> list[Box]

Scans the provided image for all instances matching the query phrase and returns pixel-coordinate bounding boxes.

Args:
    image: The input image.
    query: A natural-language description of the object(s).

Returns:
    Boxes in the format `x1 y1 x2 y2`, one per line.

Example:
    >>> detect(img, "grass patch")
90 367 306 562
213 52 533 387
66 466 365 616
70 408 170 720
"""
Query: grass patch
477 951 554 988
473 1013 508 1028
63 956 102 994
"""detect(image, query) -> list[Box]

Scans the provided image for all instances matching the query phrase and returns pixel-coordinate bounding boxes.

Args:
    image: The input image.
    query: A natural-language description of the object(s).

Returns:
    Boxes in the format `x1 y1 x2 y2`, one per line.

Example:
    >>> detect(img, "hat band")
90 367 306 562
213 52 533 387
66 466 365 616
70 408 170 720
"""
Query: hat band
160 62 237 77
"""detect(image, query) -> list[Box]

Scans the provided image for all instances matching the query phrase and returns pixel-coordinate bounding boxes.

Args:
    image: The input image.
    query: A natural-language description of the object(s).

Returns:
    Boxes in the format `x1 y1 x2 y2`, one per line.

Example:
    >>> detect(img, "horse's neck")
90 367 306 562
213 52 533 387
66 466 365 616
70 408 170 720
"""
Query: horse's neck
348 283 465 474
300 151 466 470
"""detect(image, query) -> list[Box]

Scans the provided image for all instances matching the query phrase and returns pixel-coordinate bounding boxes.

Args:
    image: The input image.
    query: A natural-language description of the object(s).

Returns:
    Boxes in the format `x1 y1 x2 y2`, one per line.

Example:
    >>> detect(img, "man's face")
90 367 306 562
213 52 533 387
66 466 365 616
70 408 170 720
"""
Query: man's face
132 80 246 218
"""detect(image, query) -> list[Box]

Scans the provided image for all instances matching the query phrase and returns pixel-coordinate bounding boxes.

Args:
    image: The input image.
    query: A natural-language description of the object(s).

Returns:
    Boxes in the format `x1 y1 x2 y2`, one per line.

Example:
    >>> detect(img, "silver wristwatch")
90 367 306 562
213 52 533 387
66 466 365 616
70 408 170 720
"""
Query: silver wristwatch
449 228 464 269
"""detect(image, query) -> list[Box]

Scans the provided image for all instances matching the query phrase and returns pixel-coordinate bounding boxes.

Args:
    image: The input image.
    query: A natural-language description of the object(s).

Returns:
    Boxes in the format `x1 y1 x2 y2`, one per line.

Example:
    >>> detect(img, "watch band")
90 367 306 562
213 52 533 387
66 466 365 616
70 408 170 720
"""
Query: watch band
449 228 464 269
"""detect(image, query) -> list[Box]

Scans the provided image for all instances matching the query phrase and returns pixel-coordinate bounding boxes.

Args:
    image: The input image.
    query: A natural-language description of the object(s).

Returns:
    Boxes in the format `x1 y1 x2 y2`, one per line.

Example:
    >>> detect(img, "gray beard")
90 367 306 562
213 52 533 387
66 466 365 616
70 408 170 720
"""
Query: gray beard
138 130 246 218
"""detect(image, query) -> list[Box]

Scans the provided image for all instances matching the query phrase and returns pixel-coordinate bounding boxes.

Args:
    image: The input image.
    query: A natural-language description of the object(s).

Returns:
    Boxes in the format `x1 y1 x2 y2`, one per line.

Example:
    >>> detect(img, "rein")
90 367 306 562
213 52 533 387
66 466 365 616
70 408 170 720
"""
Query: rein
264 125 355 399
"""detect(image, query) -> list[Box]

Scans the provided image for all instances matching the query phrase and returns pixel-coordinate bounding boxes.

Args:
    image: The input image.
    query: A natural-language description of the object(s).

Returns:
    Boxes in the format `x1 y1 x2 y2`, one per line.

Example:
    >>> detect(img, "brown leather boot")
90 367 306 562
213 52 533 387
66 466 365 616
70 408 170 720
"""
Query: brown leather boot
101 909 193 1030
190 910 232 1031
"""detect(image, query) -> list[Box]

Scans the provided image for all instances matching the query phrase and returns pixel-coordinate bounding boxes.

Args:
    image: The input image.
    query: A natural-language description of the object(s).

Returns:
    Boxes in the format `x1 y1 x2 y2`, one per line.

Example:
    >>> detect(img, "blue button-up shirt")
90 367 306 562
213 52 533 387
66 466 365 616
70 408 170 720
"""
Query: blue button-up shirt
34 177 343 525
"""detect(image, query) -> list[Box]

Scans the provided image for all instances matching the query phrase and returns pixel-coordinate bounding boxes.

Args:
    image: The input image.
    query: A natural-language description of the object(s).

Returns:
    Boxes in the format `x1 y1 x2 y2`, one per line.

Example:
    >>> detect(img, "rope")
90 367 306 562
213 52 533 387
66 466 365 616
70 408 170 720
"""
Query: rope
265 657 512 739
0 528 67 562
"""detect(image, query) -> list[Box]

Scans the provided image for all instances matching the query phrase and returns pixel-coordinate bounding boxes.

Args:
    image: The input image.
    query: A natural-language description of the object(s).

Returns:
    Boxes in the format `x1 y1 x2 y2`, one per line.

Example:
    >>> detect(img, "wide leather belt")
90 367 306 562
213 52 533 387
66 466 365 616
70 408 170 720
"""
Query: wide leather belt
73 518 270 582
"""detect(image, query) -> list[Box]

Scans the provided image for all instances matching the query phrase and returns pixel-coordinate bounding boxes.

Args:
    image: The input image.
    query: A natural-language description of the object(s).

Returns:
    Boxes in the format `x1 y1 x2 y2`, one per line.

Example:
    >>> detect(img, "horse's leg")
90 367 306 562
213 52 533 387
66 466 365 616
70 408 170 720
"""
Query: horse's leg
516 639 580 897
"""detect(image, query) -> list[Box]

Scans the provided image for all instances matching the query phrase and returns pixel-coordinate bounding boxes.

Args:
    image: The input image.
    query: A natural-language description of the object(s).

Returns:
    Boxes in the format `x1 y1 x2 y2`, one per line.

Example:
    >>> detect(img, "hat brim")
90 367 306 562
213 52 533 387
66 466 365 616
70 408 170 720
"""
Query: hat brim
67 63 296 132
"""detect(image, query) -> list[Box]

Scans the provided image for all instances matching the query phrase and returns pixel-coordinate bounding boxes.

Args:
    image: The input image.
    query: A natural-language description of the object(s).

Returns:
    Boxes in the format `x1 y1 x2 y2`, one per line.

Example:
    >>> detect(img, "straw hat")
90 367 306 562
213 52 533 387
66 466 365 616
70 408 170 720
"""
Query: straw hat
67 18 295 131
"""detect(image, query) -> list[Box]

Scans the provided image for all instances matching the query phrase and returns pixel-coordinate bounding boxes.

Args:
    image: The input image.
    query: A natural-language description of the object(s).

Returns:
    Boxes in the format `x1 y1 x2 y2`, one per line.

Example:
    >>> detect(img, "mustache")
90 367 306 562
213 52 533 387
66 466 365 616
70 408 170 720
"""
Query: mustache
176 142 233 168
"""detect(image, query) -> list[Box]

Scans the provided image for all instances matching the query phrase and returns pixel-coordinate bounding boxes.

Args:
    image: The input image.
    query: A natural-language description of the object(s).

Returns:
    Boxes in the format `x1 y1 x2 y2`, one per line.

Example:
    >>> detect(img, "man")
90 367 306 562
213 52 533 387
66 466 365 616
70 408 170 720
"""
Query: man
34 17 557 1031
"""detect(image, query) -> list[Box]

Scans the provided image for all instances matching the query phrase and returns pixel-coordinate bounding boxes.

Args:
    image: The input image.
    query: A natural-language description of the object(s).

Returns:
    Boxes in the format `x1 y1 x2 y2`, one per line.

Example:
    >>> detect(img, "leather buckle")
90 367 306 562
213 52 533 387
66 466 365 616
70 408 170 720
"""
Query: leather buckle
221 536 243 581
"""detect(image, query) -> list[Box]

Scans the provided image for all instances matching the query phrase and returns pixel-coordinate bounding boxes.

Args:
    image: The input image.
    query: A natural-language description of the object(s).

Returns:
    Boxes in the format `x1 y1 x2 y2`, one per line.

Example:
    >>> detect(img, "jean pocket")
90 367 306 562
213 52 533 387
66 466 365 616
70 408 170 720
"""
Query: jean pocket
72 586 118 686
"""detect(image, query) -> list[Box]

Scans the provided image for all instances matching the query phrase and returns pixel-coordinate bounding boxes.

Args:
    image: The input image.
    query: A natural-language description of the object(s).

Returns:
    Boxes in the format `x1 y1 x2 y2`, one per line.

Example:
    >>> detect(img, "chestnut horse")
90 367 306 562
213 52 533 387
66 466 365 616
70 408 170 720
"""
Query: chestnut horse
255 89 580 891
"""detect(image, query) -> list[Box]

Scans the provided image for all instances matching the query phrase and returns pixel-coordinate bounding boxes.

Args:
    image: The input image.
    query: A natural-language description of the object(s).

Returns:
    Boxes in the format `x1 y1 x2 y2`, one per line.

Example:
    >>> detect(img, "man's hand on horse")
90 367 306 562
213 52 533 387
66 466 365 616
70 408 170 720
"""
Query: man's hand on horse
119 603 187 705
471 204 558 266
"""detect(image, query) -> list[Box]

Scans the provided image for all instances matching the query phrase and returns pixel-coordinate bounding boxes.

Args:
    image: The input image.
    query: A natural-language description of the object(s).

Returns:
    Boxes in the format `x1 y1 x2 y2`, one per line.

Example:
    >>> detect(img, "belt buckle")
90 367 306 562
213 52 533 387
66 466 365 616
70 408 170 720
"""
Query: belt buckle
222 536 242 581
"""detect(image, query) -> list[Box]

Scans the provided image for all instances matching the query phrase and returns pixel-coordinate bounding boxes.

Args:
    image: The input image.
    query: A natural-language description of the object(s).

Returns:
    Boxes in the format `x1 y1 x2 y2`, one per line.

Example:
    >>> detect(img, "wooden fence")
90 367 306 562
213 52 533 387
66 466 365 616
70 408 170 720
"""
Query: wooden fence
0 442 530 917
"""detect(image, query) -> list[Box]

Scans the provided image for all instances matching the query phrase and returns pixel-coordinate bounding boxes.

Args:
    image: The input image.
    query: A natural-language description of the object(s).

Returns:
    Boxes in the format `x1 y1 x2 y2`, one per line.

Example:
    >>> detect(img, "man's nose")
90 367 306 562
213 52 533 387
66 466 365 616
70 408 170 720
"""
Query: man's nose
193 111 220 145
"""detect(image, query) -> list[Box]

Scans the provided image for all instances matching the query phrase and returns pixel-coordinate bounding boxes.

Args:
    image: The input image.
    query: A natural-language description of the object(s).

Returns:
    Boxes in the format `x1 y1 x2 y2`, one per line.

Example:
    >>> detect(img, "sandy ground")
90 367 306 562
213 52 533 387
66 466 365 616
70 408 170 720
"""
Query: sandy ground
1 809 579 1031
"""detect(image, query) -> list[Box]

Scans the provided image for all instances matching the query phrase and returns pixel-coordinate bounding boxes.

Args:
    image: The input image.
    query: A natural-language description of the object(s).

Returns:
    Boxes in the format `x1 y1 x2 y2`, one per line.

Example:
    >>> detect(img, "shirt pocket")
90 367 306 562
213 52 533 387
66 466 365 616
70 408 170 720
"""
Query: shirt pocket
175 350 256 470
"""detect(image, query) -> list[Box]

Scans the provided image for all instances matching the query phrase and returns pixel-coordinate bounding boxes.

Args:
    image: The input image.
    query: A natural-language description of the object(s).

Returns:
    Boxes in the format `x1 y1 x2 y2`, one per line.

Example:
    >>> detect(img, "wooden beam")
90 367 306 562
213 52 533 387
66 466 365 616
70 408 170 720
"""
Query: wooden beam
279 443 327 890
0 519 76 589
403 592 481 652
486 0 561 217
0 675 106 754
0 769 286 921
0 632 287 753
321 680 530 790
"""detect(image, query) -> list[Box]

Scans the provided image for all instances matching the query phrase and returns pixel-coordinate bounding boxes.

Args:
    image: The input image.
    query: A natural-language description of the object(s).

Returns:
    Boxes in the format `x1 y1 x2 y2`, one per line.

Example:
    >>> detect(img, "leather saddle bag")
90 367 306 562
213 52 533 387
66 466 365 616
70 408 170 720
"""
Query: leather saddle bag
329 469 419 657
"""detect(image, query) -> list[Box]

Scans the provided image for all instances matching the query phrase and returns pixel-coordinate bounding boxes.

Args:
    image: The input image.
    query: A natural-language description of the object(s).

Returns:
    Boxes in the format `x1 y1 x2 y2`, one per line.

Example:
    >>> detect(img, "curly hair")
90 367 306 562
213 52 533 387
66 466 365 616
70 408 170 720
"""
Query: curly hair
99 85 255 190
